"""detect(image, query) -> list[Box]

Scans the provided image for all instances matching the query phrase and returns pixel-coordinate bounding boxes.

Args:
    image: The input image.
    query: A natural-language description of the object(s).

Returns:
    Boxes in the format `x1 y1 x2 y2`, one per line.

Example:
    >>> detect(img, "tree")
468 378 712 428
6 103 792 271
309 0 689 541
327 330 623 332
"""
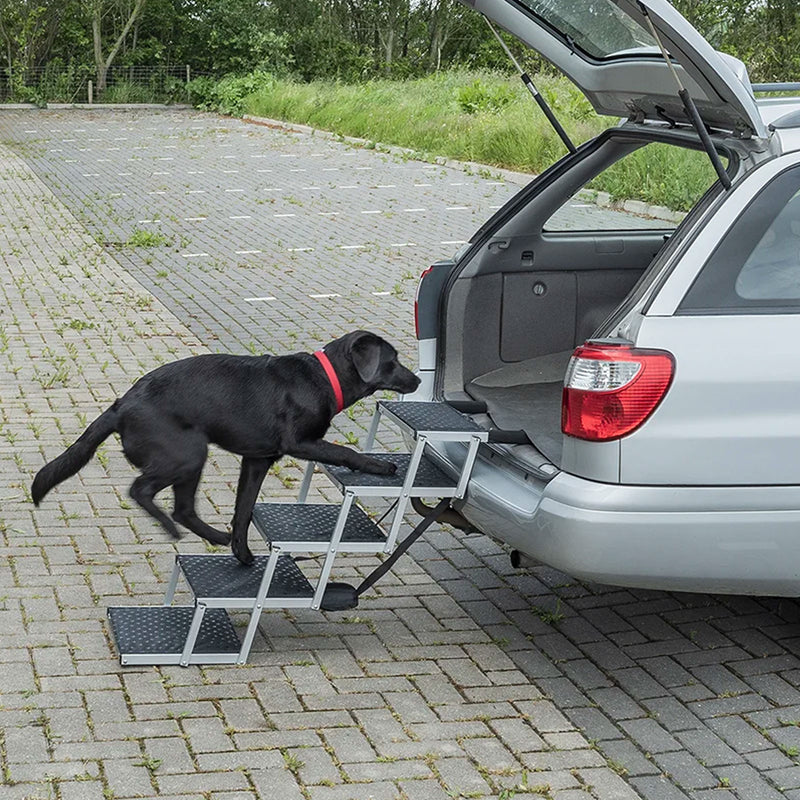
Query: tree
83 0 147 93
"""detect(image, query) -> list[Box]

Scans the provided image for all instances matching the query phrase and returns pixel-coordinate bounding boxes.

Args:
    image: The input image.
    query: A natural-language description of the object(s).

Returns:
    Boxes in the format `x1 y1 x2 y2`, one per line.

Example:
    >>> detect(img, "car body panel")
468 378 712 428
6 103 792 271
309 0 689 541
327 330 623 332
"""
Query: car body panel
422 438 800 595
622 315 800 485
459 0 766 137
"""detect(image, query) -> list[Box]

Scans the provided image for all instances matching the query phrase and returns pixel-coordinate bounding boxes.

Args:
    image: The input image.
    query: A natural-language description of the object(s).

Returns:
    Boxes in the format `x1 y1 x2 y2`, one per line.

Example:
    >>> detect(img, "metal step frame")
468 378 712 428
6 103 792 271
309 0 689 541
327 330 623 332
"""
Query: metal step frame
107 400 486 666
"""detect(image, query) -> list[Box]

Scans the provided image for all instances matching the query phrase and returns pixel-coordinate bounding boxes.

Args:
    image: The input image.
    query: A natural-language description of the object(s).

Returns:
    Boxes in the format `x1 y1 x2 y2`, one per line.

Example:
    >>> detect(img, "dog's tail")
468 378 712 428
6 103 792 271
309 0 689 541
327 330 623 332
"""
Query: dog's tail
31 403 119 506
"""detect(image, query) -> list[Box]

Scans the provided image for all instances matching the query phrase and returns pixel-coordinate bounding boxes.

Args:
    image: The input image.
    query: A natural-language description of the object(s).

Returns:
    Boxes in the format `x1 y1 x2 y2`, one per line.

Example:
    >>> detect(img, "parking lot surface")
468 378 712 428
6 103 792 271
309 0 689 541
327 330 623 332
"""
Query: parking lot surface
2 108 800 800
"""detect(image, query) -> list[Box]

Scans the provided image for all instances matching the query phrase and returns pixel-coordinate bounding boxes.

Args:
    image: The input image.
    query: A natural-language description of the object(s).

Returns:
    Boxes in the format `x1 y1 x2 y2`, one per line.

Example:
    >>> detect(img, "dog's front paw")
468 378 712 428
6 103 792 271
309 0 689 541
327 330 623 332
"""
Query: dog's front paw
232 541 255 566
360 457 397 476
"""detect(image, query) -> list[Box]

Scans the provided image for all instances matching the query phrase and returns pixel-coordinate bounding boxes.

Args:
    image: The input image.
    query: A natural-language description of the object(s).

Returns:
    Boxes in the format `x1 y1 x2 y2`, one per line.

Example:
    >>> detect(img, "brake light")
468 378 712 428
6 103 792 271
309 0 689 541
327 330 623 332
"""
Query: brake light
561 344 674 441
414 265 434 339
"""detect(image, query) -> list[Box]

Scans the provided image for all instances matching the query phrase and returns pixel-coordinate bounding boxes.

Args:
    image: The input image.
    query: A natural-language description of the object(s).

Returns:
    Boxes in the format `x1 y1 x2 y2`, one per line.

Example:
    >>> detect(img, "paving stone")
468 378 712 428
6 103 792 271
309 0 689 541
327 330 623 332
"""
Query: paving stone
0 108 798 800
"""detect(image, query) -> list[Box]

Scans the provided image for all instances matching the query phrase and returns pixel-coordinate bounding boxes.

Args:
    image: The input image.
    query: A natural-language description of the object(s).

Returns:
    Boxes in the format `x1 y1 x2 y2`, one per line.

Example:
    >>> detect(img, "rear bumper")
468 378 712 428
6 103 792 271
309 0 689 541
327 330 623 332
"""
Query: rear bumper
425 439 800 596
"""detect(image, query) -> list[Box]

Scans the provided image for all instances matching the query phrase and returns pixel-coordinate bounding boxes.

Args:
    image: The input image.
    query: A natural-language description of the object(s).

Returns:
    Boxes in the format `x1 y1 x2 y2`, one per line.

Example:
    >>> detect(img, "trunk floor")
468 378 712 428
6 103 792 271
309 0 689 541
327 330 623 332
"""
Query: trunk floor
466 381 564 466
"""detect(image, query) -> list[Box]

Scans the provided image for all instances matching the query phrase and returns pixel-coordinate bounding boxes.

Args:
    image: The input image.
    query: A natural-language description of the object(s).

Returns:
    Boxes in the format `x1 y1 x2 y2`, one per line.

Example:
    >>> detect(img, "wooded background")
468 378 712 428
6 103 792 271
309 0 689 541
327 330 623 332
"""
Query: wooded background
0 0 798 100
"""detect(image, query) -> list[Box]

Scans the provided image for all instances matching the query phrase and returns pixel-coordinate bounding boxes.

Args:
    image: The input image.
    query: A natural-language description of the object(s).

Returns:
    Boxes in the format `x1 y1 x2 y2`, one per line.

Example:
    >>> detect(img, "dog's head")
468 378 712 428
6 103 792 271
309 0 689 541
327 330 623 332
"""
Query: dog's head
327 330 420 399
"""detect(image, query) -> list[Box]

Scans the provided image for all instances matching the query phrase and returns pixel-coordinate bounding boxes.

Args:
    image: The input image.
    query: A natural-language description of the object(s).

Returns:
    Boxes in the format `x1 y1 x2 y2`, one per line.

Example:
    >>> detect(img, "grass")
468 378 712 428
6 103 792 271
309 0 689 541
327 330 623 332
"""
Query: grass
238 69 718 211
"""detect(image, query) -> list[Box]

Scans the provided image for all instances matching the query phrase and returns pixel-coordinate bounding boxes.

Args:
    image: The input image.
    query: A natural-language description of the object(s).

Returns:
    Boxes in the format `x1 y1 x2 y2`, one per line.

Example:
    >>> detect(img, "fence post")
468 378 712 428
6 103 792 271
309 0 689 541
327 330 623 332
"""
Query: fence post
88 80 93 105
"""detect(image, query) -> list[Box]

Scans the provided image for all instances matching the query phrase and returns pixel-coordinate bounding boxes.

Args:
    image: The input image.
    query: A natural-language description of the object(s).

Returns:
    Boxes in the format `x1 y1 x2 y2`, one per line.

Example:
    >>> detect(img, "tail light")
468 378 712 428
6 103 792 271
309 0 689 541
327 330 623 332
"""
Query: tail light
561 343 674 441
414 265 434 339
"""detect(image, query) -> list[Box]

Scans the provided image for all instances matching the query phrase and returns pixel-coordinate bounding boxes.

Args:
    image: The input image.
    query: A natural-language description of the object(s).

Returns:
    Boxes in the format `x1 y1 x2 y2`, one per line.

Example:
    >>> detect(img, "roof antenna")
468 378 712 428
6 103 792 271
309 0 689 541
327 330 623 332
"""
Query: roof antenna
638 2 731 189
483 15 576 154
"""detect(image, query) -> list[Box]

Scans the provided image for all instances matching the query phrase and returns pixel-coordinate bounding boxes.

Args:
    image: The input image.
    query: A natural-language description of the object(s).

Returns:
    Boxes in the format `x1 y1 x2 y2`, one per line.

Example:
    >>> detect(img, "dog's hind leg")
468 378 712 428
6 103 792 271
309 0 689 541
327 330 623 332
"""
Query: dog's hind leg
230 457 275 565
129 474 181 539
172 473 230 546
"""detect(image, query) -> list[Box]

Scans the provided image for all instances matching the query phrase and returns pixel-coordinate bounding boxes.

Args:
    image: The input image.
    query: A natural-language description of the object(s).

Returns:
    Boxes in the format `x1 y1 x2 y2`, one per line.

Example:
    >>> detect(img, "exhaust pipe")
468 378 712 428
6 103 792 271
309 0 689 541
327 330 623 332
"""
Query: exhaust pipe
510 549 537 569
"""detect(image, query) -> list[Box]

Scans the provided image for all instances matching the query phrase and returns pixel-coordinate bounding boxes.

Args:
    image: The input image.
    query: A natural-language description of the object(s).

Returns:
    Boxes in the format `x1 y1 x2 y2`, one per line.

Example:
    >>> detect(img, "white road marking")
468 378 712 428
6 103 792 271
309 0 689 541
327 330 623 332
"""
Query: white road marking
153 171 170 176
223 170 239 174
182 252 209 258
310 293 341 299
356 167 372 170
339 185 359 189
82 173 100 177
376 184 396 188
322 167 339 171
403 208 426 212
184 216 206 221
117 172 133 176
372 291 391 296
301 186 321 190
339 245 365 250
318 212 339 216
149 190 167 195
290 168 307 172
225 188 244 193
391 242 415 247
361 210 382 215
245 296 276 302
487 181 505 186
274 213 296 218
446 206 470 210
187 170 205 174
236 249 261 255
441 240 468 245
186 189 206 194
230 215 252 219
288 247 313 252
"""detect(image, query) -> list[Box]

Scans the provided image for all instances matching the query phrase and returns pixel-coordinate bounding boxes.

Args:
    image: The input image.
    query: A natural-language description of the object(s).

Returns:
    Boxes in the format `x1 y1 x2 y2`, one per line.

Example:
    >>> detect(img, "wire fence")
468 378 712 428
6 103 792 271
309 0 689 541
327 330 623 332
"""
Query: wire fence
0 64 206 105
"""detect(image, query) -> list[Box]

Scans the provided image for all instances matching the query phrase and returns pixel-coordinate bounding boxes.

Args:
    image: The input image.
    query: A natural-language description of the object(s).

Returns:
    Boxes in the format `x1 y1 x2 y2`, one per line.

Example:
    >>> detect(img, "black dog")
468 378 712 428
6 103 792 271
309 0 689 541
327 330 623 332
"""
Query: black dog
32 330 420 564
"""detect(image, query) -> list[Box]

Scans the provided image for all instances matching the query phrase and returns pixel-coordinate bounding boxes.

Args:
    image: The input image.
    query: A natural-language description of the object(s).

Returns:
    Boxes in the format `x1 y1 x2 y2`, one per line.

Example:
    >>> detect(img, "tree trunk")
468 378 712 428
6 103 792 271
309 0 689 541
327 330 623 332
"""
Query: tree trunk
91 0 147 95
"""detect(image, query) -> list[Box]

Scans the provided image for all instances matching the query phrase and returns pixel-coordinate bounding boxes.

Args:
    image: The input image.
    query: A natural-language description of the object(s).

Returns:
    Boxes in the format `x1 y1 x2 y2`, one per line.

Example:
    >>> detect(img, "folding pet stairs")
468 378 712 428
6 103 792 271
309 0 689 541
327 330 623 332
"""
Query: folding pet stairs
107 401 494 666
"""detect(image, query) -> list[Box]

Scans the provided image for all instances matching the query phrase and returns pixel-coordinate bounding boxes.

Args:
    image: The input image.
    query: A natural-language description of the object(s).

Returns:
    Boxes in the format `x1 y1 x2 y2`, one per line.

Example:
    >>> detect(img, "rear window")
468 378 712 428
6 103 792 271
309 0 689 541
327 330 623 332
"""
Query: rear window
546 143 720 232
513 0 657 59
680 166 800 313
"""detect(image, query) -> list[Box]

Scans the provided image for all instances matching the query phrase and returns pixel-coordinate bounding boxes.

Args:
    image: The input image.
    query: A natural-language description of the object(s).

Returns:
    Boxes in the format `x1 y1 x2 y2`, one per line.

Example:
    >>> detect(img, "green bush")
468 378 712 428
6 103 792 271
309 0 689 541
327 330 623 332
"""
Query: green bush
456 79 515 114
188 70 276 115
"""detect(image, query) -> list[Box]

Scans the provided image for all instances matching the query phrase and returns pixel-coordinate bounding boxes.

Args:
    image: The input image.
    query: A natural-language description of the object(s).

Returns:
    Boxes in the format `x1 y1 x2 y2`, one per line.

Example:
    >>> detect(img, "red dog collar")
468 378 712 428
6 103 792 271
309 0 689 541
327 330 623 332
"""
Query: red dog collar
313 350 344 413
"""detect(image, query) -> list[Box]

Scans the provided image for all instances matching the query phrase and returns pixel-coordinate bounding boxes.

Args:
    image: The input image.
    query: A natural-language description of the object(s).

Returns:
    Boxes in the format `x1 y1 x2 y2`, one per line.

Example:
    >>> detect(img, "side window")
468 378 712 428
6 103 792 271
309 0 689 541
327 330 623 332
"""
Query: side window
545 143 718 232
680 166 800 313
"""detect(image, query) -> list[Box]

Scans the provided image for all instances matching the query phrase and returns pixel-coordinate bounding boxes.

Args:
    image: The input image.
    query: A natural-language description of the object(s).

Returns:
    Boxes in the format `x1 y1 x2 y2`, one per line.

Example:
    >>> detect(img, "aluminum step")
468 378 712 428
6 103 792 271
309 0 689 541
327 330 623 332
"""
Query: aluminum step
107 606 241 666
252 502 386 552
176 554 314 608
378 401 488 441
321 452 458 497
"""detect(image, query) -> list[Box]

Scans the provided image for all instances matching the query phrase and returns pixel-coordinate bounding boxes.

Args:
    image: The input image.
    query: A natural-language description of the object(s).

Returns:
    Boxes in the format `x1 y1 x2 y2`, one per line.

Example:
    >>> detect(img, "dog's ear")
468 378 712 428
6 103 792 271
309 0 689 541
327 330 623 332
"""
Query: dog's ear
350 332 382 383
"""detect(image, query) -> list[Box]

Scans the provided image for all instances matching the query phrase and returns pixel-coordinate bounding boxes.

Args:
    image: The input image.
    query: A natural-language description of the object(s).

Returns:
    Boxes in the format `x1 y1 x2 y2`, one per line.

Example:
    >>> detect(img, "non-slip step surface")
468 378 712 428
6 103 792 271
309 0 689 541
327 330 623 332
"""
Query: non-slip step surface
252 502 385 545
177 554 314 599
323 452 457 492
108 606 240 656
380 400 486 436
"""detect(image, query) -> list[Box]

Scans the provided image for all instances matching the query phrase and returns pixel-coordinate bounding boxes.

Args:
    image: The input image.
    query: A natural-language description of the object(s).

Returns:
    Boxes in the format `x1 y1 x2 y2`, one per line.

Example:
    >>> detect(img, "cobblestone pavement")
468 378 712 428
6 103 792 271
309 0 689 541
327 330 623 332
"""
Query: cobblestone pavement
2 108 800 800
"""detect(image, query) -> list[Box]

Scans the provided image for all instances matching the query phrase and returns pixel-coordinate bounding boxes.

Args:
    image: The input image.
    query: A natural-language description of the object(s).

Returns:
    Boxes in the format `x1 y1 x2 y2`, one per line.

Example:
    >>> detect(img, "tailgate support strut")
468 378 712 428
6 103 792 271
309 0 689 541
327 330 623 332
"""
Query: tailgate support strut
638 3 732 190
483 16 576 154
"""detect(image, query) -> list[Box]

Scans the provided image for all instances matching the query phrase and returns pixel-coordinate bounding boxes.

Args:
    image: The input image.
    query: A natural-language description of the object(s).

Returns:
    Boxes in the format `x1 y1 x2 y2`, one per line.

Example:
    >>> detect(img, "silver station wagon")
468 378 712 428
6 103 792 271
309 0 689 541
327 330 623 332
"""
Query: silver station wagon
410 0 800 595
